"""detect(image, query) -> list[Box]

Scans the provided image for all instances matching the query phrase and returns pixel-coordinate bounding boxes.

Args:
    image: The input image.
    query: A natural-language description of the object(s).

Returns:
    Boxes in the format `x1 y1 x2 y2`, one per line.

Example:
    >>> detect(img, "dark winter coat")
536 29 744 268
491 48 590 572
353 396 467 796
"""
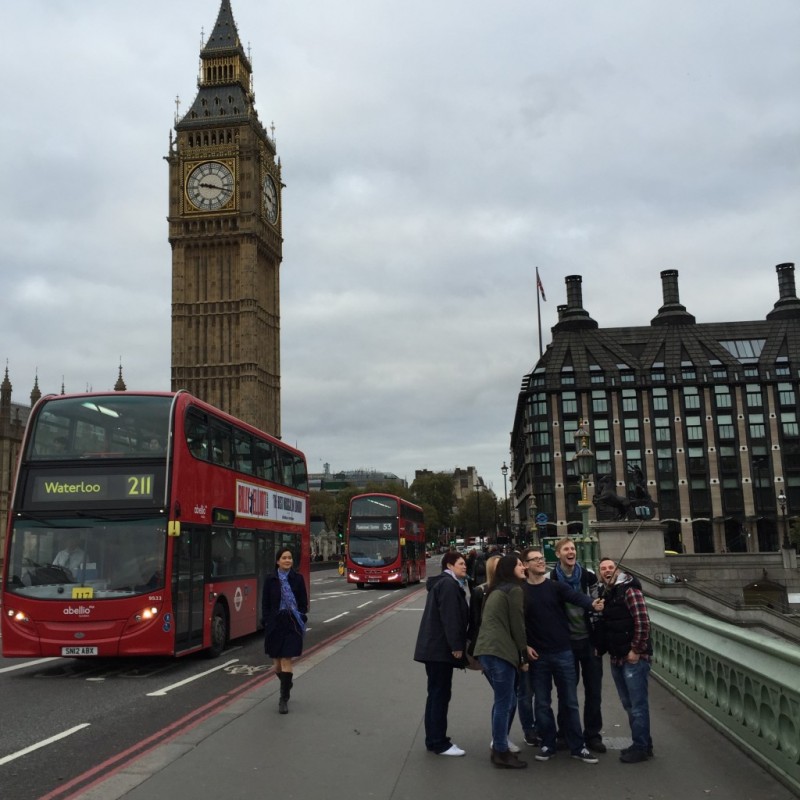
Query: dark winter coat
413 572 469 666
262 569 309 658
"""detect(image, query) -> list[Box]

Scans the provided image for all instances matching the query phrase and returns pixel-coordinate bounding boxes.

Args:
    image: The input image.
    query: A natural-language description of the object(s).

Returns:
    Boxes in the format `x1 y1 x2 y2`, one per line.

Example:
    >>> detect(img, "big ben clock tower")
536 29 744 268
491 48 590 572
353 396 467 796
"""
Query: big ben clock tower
168 1 282 435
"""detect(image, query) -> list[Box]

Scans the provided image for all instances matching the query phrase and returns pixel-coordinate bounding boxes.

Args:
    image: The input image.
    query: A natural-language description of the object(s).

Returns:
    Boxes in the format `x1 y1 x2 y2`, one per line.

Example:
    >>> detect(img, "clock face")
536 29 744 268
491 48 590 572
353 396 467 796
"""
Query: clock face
186 162 235 211
263 174 279 223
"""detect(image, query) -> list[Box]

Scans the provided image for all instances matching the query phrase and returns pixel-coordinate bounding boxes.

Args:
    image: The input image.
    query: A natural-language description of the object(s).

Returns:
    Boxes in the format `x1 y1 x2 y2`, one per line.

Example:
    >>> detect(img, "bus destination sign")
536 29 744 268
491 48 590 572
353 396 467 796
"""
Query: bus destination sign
30 473 157 504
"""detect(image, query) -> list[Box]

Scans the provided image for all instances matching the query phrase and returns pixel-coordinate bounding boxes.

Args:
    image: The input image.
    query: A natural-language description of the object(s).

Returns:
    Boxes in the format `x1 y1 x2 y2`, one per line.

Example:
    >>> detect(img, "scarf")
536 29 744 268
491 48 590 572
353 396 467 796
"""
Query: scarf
554 560 583 592
444 567 468 590
278 569 306 634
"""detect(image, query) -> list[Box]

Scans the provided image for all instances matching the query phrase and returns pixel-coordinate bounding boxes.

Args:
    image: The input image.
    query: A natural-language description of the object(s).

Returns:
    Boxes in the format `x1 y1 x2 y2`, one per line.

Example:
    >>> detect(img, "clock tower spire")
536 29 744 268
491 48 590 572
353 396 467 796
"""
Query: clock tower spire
168 0 283 435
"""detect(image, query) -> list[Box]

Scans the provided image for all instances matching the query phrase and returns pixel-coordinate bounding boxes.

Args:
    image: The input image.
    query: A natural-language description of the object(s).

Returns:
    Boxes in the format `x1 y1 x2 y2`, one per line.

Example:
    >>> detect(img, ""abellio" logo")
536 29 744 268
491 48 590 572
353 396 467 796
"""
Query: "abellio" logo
63 606 93 616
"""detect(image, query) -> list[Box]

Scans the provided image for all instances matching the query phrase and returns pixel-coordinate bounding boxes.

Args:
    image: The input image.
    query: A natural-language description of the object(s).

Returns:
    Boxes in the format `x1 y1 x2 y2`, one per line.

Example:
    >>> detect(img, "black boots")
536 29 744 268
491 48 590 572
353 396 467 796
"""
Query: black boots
491 748 527 769
278 672 293 714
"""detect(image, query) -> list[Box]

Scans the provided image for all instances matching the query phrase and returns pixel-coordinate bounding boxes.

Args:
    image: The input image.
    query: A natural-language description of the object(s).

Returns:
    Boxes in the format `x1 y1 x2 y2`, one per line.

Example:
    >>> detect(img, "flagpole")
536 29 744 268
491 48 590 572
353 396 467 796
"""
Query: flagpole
536 267 543 358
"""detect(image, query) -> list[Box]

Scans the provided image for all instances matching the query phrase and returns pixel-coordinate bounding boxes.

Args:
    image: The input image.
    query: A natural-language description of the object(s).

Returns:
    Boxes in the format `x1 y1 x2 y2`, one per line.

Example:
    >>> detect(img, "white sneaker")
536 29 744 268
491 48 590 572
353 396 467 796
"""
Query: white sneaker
440 744 466 757
491 740 521 753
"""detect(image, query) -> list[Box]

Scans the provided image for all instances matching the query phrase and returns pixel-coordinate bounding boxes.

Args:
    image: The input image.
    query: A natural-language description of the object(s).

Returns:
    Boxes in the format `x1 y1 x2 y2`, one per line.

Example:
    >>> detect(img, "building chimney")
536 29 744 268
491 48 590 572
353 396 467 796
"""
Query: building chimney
552 275 598 332
767 263 800 320
651 269 695 326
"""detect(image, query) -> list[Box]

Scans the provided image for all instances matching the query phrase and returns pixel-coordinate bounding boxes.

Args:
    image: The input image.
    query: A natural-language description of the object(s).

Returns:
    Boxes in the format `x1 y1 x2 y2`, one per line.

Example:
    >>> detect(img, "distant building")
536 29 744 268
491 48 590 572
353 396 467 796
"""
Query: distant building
510 264 800 555
309 464 408 493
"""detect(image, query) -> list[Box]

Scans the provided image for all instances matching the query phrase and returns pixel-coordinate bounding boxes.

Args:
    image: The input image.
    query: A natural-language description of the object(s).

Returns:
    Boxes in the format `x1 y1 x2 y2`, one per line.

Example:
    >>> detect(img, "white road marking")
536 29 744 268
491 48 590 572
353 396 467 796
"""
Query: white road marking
0 657 59 674
146 659 239 697
356 601 373 609
0 724 90 766
322 612 350 623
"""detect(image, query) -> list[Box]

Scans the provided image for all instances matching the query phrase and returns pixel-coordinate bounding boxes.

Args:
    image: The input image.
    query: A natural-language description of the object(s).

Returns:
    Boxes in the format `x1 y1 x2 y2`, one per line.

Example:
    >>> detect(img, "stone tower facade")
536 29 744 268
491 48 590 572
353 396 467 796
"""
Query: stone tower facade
168 1 282 435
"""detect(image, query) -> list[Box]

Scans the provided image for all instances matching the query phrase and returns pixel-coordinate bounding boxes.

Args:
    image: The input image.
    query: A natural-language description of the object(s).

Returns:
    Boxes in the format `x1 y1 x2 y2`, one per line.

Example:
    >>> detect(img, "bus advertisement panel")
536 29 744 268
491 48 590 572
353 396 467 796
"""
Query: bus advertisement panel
1 391 309 658
345 493 425 588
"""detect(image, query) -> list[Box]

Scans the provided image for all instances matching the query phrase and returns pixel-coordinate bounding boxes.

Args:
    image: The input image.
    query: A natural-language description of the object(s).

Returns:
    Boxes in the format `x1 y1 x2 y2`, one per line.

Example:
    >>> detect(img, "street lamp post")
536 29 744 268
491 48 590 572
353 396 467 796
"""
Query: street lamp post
501 462 510 545
777 489 791 549
572 419 596 570
475 481 483 550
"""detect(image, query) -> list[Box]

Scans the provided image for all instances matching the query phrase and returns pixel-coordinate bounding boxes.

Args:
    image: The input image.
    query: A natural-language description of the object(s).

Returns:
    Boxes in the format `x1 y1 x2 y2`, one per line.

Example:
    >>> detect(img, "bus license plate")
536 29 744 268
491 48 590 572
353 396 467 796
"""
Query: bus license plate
61 646 98 656
368 577 379 582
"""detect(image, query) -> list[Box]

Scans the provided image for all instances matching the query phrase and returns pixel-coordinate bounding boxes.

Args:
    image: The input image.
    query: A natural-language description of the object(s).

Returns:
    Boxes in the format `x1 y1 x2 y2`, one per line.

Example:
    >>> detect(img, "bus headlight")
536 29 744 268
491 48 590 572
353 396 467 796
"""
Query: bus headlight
6 608 31 624
132 607 160 623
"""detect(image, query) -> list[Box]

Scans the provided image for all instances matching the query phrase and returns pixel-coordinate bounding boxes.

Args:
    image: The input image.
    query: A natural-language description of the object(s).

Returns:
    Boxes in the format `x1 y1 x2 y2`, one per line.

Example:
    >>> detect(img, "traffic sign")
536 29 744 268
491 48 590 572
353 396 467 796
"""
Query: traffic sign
535 512 548 525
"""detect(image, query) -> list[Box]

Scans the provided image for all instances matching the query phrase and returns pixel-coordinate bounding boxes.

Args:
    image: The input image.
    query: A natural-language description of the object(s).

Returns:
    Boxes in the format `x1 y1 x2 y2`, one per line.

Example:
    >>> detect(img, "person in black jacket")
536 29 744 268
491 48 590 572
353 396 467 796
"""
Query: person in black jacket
262 547 309 714
413 551 470 756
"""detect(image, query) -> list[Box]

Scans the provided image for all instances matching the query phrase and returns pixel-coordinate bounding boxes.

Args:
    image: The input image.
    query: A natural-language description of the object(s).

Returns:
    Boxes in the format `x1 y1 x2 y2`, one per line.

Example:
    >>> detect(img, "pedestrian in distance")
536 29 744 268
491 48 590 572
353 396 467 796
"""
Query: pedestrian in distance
262 547 309 714
413 551 471 756
549 536 606 753
519 547 604 765
473 554 532 769
597 557 654 763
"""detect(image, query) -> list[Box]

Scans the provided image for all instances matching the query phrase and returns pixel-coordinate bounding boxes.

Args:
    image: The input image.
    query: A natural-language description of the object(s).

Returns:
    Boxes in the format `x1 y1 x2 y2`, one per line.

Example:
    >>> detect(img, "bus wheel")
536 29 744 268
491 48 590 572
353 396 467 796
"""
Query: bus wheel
207 603 228 658
356 582 364 589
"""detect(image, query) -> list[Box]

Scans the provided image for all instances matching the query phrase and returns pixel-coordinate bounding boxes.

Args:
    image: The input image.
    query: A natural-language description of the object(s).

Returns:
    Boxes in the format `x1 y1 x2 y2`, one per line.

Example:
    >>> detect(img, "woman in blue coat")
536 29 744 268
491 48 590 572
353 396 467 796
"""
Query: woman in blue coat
262 547 309 714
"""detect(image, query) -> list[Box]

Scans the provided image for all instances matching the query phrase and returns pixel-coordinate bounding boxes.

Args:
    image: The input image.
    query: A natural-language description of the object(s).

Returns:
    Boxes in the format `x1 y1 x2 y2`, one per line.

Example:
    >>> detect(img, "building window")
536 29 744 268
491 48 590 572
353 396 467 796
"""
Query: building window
744 365 760 378
714 385 732 408
621 371 635 383
688 446 705 472
563 419 578 447
717 414 735 440
624 426 640 443
782 411 799 438
593 419 610 444
746 384 763 407
778 383 795 406
652 388 669 412
592 390 607 414
651 370 665 382
533 451 552 477
562 392 577 415
654 418 671 441
719 445 738 472
594 449 611 474
591 369 605 384
748 414 765 439
681 361 696 380
686 415 703 440
529 394 547 416
657 448 673 473
719 339 766 359
622 389 638 413
683 386 700 410
775 359 790 377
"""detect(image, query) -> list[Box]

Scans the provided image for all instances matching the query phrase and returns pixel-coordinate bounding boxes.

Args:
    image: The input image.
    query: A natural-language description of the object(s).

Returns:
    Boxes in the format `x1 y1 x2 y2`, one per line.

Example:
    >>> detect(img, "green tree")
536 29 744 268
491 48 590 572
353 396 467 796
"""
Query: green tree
410 472 455 531
309 490 337 529
454 489 498 539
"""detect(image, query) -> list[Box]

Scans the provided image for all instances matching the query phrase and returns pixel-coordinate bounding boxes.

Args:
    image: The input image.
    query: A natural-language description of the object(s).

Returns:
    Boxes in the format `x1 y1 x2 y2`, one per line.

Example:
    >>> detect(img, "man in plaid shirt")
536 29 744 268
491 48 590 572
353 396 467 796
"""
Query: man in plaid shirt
597 557 654 763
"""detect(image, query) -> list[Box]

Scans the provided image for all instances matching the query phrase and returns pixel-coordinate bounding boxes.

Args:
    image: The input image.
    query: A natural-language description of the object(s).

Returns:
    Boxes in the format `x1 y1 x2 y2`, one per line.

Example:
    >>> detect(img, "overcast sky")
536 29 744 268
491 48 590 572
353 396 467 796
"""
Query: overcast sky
2 1 799 492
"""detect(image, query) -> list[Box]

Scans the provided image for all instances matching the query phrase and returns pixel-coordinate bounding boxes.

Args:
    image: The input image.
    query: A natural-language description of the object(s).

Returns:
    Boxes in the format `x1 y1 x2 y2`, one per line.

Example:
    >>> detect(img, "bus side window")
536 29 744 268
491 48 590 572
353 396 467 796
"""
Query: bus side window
254 440 277 482
234 431 254 475
291 455 308 491
186 411 210 461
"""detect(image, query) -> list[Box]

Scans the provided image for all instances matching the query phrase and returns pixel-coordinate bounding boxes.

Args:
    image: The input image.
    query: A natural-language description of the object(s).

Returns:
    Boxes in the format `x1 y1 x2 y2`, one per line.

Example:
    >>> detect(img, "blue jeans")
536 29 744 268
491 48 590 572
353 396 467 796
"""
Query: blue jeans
479 655 518 753
558 637 603 741
532 650 584 755
516 666 536 735
424 662 454 753
610 659 652 752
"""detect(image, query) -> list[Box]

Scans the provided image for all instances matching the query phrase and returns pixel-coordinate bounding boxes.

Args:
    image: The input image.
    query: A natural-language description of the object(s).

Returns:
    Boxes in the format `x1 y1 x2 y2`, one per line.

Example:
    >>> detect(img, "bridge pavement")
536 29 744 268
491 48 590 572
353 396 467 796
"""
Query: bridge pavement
70 587 795 800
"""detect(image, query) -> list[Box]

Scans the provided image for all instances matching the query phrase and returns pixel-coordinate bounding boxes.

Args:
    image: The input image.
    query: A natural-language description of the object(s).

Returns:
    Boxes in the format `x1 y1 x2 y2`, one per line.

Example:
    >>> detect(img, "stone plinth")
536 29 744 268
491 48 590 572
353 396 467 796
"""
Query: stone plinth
594 520 667 562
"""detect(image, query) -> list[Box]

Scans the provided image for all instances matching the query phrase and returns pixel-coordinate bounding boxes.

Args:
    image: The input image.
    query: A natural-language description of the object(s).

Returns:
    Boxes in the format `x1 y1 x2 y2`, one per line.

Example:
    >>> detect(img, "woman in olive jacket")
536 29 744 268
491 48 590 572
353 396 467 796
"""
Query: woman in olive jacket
474 554 530 769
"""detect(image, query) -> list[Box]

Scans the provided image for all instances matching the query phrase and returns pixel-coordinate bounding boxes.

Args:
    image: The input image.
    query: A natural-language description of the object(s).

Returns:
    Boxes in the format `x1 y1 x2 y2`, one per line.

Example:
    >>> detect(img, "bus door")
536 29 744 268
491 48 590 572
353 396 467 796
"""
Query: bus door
172 527 207 653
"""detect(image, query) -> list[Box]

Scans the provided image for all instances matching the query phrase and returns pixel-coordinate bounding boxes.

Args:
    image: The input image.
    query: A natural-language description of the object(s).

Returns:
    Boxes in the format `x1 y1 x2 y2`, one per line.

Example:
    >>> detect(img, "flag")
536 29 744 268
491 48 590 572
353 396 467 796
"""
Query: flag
536 268 546 302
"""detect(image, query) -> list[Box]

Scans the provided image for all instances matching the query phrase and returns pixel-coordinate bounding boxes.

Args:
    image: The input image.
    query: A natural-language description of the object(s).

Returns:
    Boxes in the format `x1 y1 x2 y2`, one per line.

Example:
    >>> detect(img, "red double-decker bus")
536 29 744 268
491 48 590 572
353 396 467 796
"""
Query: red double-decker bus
345 493 426 588
1 391 309 658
